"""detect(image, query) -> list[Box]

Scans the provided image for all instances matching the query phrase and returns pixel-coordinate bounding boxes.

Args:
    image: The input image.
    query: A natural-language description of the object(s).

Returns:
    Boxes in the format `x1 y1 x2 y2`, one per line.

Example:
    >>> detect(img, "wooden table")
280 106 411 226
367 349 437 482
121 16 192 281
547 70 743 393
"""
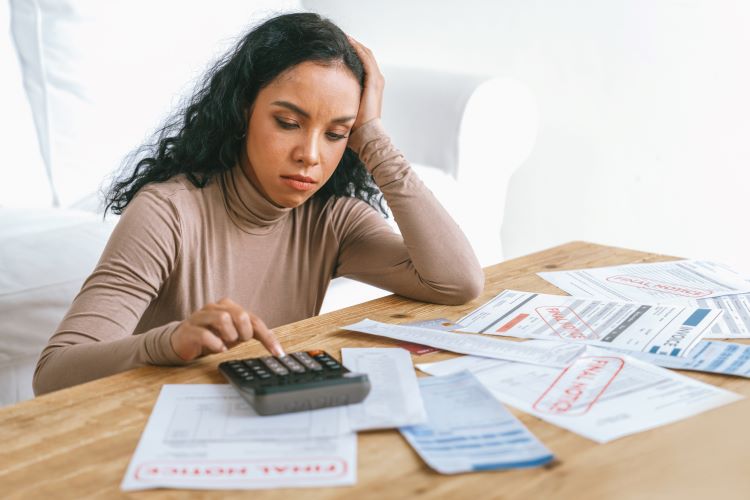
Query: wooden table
2 241 749 499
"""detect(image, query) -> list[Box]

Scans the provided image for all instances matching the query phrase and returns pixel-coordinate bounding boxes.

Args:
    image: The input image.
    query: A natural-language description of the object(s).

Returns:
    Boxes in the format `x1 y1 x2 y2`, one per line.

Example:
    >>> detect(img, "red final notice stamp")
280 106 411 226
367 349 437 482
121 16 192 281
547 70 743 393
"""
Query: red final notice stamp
533 356 625 416
536 306 598 340
134 458 348 483
606 275 712 298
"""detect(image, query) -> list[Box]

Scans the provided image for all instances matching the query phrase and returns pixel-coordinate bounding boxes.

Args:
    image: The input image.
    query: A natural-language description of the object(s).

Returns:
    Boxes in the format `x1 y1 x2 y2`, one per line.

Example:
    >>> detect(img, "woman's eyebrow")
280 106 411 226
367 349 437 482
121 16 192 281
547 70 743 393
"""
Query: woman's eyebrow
271 100 356 124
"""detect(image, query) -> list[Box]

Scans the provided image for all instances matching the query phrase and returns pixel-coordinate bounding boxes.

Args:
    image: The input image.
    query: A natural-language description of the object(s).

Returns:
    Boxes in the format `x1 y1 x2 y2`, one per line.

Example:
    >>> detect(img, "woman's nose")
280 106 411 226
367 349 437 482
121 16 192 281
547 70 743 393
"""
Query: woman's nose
294 132 321 167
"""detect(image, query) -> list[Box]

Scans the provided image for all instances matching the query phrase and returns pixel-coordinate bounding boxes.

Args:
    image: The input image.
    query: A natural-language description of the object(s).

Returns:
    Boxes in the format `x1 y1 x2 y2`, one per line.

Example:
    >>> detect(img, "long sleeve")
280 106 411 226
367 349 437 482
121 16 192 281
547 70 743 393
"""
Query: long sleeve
334 118 484 304
33 187 189 396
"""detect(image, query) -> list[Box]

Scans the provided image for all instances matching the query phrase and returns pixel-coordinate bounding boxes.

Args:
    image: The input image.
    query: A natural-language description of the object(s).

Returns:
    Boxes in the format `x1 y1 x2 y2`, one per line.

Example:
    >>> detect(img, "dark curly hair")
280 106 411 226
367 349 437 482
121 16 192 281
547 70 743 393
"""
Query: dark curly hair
105 12 385 216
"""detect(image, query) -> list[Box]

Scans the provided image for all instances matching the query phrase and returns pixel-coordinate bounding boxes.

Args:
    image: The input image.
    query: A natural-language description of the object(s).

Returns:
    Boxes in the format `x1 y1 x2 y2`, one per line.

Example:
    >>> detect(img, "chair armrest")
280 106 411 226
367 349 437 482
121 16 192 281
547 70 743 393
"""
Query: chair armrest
381 65 538 261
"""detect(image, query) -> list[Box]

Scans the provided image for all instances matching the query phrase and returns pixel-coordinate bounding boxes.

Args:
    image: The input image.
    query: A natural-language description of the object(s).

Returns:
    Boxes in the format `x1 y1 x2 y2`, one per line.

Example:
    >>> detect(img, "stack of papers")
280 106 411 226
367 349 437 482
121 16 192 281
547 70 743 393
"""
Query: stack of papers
122 347 430 491
342 315 744 444
416 347 741 443
123 347 554 491
124 258 750 490
455 289 719 357
538 260 750 339
337 258 749 447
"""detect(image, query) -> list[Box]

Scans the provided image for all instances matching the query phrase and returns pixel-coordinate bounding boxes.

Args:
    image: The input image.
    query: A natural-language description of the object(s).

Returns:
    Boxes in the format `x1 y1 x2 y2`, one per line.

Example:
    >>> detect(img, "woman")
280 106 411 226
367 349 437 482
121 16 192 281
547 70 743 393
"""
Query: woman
33 12 483 395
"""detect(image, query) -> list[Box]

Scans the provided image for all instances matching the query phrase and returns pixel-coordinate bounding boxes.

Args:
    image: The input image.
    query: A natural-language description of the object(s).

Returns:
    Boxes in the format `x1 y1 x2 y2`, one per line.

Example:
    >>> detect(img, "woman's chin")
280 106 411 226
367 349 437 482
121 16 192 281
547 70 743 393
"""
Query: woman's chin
271 191 314 209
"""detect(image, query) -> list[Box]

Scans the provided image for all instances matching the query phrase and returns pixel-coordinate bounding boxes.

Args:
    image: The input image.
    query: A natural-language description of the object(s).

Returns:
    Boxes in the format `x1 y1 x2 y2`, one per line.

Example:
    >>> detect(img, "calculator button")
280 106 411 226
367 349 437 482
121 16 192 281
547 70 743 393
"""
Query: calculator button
291 352 323 371
309 351 344 370
278 355 306 374
259 356 290 376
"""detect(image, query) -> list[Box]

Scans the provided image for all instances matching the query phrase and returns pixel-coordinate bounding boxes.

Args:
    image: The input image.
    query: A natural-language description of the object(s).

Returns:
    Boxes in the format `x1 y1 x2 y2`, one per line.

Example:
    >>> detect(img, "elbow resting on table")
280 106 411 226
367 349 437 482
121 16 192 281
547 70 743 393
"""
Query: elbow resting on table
32 345 74 397
32 354 54 397
431 267 485 305
454 269 485 304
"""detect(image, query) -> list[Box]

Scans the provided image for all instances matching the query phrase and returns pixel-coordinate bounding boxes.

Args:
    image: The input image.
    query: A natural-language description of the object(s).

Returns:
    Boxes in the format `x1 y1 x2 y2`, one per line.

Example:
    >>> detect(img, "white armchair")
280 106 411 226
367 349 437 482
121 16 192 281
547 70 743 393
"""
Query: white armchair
0 0 537 405
322 66 537 312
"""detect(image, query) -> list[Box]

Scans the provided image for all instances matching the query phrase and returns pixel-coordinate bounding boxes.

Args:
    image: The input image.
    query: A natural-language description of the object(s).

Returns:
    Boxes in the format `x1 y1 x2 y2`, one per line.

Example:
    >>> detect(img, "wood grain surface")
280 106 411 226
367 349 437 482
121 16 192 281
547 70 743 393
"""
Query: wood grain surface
2 241 748 499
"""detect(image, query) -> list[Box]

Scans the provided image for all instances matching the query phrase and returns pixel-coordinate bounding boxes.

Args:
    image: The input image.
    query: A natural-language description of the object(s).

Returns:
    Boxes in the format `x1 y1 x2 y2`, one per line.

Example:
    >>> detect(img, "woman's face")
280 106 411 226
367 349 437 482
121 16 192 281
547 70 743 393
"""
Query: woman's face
242 61 361 208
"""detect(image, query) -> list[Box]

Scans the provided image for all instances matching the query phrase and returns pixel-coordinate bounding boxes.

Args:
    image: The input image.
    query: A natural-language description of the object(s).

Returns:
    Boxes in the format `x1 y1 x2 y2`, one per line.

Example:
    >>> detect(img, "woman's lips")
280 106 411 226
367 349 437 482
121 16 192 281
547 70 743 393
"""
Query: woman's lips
280 175 317 191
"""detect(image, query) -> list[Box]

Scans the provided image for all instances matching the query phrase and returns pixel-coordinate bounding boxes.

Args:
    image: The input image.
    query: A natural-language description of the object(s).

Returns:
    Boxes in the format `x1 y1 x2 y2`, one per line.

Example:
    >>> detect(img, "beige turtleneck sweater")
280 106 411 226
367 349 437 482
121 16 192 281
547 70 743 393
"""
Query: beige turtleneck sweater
33 119 484 395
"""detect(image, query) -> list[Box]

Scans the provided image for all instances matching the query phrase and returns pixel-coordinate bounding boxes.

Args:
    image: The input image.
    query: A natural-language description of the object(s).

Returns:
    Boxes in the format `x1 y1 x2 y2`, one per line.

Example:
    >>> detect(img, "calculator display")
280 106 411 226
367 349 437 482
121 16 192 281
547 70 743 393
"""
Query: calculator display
219 350 371 415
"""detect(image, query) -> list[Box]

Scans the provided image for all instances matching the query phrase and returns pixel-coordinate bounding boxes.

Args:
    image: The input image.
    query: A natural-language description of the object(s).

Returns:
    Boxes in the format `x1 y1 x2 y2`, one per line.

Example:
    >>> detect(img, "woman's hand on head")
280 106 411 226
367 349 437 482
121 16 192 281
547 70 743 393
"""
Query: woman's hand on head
170 298 285 361
347 35 384 133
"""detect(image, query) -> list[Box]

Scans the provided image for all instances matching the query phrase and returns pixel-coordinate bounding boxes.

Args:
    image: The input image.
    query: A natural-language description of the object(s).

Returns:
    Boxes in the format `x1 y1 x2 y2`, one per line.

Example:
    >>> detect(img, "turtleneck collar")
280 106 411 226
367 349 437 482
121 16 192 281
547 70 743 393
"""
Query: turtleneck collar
219 163 293 234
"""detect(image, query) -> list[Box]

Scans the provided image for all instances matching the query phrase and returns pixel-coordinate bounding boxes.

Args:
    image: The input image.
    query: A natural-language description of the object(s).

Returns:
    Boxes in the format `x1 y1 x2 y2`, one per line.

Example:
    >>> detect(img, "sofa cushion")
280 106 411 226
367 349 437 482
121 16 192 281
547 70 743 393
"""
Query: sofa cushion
0 207 117 405
0 208 116 356
10 0 301 208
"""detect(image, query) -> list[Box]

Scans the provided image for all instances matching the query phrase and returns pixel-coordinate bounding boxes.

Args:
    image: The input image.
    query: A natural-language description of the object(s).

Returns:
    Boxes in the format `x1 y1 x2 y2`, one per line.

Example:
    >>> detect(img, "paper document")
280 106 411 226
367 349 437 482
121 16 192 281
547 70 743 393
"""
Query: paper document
456 290 719 357
624 340 750 378
342 319 585 368
395 318 458 355
417 347 742 443
539 260 750 339
342 348 427 431
121 385 356 491
400 371 554 474
694 294 750 339
538 260 750 301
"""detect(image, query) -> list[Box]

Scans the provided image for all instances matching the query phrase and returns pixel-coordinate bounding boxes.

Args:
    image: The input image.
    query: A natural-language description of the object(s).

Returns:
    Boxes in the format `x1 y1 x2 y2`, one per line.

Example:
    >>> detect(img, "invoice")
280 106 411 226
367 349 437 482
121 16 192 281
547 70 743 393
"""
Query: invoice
456 289 719 357
417 347 742 443
400 371 554 473
539 260 750 339
342 348 427 430
121 385 356 491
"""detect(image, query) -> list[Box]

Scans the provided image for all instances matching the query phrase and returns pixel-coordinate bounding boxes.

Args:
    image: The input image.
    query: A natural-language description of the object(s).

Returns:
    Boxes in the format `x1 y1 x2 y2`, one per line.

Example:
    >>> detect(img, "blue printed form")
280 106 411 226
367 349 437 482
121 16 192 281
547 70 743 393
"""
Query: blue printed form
627 340 750 378
399 371 554 474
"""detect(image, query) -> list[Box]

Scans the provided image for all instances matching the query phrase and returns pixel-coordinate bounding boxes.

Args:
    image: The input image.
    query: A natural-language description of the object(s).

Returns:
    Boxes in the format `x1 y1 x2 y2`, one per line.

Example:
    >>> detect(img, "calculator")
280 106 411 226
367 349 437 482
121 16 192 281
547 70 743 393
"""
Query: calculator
218 350 371 416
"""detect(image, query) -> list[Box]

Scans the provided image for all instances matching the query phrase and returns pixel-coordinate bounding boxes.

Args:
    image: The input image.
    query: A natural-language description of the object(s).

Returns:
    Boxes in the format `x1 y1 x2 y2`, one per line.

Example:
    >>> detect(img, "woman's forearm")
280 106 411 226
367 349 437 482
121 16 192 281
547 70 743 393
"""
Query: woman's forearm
33 321 185 395
346 119 484 303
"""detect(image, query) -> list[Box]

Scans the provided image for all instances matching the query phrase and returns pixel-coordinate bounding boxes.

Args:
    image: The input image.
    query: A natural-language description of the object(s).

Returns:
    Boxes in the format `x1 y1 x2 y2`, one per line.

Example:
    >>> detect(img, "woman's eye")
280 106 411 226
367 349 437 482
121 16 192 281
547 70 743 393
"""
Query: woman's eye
326 132 348 141
275 118 346 141
275 118 298 130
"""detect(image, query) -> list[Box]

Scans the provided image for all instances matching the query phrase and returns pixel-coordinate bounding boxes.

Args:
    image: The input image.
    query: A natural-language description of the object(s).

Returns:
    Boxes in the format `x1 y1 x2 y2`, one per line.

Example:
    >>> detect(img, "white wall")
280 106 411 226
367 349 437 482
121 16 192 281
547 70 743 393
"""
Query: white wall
305 0 750 273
